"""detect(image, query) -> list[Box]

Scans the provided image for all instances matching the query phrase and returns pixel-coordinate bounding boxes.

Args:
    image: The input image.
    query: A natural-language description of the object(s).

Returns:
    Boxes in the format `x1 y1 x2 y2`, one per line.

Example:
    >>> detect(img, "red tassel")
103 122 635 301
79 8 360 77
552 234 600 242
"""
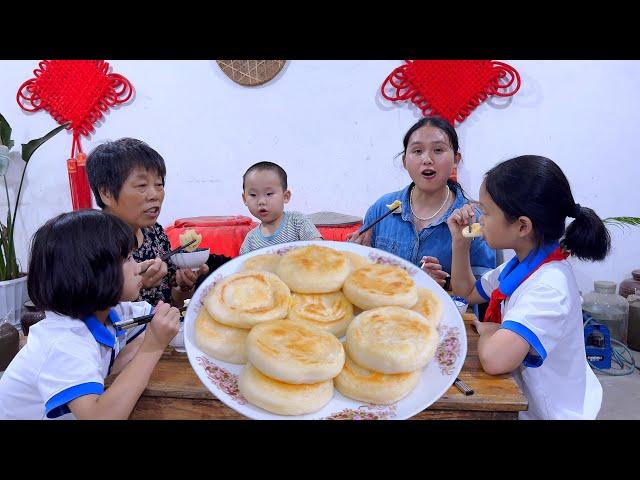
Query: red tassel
75 152 91 208
67 158 79 210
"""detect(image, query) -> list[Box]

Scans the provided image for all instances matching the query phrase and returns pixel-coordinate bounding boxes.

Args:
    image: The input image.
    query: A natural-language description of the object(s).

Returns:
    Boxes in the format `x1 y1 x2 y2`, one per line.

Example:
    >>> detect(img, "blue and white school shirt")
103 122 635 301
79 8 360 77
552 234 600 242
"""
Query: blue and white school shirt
0 301 152 420
476 248 602 420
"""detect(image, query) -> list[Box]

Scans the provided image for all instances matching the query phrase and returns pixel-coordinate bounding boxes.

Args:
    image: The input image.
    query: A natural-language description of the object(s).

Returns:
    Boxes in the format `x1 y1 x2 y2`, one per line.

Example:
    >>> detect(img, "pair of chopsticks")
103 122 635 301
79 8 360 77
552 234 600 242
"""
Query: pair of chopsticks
140 239 197 274
356 204 401 237
113 305 188 330
454 377 474 396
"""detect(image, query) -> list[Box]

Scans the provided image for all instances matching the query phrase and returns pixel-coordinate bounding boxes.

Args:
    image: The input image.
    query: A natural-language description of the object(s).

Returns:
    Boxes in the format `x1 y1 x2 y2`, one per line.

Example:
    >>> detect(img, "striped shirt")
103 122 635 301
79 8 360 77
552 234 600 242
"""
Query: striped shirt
239 211 323 255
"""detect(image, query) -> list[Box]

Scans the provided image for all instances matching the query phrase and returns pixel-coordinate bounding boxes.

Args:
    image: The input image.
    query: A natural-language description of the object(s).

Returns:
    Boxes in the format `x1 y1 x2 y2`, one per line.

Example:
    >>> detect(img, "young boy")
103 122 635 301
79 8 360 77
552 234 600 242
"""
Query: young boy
239 162 323 255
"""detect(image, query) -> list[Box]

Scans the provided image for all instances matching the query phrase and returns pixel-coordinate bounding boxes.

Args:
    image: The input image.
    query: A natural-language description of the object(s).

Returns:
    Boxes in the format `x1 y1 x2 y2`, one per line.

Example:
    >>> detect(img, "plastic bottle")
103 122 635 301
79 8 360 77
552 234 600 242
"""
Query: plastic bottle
627 294 640 351
582 281 629 344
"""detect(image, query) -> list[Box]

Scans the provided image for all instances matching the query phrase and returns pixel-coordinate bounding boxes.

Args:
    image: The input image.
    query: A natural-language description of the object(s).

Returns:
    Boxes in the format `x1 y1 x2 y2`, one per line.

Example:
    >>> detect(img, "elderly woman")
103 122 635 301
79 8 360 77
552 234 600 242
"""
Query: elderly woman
86 138 208 306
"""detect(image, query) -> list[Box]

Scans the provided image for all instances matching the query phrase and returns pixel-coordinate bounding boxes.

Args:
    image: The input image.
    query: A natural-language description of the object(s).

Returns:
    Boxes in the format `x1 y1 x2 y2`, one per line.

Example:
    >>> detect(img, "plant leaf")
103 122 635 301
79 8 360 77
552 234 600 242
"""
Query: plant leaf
21 122 70 164
603 217 640 230
0 113 14 150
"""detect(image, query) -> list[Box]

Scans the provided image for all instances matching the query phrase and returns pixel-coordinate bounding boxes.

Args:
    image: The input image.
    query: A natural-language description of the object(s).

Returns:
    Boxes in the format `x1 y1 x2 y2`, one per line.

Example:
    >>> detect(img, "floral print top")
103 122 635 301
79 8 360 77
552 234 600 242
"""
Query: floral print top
132 223 176 306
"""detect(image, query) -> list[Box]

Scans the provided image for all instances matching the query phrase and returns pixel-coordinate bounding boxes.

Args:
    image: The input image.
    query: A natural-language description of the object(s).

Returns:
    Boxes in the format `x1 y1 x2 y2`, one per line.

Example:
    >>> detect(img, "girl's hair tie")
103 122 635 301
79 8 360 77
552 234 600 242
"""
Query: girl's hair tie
570 203 581 218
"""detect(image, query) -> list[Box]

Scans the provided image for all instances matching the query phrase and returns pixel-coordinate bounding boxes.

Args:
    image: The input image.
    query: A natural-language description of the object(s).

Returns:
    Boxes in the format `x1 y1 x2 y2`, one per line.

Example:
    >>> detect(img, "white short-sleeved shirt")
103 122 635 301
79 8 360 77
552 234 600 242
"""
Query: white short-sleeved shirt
0 301 152 420
476 259 602 420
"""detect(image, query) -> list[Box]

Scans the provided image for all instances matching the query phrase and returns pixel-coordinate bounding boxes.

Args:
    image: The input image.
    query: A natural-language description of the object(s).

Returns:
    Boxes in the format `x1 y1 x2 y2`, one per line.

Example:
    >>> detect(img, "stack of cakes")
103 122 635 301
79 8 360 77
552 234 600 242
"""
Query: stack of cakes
194 244 445 415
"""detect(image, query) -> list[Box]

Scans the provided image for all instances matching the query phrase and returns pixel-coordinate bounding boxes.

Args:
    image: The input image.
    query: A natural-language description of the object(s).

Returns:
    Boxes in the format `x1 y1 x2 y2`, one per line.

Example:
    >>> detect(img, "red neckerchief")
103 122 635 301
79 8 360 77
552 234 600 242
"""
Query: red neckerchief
485 246 570 324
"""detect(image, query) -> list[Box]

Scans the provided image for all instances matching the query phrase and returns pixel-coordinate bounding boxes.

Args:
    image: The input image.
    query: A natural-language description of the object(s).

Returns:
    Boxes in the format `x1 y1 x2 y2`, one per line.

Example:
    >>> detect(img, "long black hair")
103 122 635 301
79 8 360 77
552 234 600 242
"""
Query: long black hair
399 115 470 199
484 155 610 261
28 209 136 319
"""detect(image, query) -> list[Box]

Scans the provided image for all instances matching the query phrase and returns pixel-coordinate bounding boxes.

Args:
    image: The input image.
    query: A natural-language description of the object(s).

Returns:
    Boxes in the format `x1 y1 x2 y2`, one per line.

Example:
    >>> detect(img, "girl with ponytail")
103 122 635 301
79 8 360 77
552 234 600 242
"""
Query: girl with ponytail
448 155 609 420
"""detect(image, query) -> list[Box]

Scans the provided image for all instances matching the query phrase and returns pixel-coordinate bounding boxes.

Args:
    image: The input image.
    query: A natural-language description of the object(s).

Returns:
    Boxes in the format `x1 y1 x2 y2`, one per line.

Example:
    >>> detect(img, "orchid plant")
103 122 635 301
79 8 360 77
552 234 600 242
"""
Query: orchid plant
0 113 68 281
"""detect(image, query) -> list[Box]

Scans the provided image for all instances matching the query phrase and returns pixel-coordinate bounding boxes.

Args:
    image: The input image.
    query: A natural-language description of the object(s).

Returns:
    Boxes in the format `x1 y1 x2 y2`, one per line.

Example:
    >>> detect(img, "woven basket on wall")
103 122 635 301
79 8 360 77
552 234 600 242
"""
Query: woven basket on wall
216 60 286 86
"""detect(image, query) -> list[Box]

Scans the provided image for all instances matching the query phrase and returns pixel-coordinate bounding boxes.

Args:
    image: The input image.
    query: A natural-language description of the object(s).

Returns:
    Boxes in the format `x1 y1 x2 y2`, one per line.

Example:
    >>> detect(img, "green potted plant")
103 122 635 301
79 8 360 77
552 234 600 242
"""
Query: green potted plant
0 113 68 326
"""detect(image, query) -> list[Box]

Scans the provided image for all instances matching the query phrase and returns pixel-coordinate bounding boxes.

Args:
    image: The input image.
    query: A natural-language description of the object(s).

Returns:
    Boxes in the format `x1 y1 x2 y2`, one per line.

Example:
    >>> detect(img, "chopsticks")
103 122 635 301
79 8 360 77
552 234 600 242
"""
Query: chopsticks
113 305 188 330
357 204 401 236
140 239 197 274
454 377 474 396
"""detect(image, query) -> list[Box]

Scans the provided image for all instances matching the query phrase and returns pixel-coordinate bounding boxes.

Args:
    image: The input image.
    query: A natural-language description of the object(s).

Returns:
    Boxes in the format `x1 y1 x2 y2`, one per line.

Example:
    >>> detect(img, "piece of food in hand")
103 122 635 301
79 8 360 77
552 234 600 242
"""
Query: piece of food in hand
461 223 483 238
179 229 202 252
385 200 403 212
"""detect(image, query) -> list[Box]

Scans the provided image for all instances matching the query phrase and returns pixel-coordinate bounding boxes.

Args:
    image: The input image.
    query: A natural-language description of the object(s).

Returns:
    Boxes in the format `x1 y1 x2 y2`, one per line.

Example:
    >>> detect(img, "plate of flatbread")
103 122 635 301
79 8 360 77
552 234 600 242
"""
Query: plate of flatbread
183 240 467 420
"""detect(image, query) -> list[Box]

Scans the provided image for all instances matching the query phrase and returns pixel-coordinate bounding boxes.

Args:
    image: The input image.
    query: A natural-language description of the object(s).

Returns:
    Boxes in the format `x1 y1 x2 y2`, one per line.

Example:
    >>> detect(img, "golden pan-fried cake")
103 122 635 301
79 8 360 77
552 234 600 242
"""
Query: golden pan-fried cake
345 306 439 374
204 271 291 329
240 253 281 273
334 347 421 405
461 222 483 238
238 363 334 416
276 245 351 293
246 319 345 384
342 250 371 272
179 228 202 252
411 288 444 329
288 291 354 337
194 307 248 364
342 263 418 310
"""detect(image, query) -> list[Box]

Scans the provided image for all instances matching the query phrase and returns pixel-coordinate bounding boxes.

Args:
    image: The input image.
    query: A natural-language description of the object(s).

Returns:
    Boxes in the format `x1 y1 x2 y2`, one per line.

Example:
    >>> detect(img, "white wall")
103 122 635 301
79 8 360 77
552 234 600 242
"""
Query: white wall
1 60 639 294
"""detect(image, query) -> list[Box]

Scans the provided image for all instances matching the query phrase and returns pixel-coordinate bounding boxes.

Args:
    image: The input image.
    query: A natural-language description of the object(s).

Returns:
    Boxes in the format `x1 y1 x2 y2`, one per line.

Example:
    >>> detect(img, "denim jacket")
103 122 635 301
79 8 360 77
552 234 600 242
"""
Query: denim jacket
364 183 496 277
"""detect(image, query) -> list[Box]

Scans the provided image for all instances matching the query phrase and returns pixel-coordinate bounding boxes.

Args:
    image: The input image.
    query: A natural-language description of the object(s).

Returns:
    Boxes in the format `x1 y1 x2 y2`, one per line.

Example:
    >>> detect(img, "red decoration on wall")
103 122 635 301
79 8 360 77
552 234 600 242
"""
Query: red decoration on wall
381 60 521 125
17 60 134 210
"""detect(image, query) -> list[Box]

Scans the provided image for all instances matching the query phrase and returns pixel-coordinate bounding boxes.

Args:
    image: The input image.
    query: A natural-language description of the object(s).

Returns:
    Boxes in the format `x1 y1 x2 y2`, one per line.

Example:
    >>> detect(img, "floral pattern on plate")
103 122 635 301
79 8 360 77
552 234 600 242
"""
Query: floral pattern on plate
197 356 248 405
322 404 397 420
435 325 461 376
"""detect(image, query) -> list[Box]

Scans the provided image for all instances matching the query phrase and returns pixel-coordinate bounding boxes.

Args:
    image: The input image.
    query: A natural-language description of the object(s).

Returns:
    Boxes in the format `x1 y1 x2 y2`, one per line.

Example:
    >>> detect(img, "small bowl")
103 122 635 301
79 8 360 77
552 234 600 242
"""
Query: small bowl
170 323 185 353
451 295 469 316
171 247 210 270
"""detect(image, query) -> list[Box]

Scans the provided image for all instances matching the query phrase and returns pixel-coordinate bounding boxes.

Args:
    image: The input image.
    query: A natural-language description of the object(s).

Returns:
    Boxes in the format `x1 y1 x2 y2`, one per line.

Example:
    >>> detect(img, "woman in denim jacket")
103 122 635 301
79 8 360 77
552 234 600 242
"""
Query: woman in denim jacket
349 116 495 287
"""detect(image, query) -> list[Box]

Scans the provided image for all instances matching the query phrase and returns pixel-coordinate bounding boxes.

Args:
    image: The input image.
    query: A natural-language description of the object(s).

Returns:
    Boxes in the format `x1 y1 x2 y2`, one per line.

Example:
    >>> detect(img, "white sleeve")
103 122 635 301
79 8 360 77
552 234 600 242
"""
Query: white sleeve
500 282 569 367
114 301 153 345
114 301 153 321
476 261 509 301
38 337 104 418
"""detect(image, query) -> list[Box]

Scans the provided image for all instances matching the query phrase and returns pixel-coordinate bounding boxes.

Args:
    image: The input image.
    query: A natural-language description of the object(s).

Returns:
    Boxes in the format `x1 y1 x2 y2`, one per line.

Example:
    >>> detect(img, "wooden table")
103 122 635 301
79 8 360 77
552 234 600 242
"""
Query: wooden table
108 312 528 420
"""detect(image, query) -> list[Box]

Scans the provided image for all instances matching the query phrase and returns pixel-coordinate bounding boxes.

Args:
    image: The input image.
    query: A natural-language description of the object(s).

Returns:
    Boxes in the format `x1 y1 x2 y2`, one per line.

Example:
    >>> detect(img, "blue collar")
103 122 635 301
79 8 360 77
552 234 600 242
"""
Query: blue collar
400 183 465 227
497 242 561 296
83 309 125 349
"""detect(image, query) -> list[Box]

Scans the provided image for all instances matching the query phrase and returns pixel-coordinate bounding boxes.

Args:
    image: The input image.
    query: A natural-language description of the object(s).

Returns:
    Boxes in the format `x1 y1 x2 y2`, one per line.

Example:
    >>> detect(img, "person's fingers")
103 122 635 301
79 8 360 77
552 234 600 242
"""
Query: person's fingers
472 317 482 334
181 268 197 282
149 263 168 285
347 231 362 243
138 259 155 272
427 269 449 280
421 256 439 264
